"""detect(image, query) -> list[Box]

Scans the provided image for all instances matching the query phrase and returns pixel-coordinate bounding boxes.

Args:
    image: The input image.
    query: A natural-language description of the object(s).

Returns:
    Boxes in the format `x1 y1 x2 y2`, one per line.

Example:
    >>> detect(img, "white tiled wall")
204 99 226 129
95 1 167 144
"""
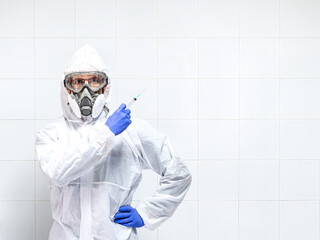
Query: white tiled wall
0 0 320 240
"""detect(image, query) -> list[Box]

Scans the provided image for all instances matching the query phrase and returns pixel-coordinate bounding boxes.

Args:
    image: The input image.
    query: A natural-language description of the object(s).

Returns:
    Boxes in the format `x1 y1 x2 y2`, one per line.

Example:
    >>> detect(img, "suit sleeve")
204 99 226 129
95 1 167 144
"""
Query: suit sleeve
35 120 116 187
134 119 192 230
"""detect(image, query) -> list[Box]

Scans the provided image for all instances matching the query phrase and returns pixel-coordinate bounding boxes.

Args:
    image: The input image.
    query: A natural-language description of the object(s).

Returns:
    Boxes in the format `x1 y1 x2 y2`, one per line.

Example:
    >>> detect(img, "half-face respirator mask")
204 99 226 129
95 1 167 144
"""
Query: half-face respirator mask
64 71 108 118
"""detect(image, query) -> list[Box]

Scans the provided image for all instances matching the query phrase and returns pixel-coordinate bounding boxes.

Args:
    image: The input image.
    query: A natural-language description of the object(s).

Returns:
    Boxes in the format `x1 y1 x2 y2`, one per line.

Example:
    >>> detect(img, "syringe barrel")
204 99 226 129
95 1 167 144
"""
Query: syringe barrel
127 99 135 108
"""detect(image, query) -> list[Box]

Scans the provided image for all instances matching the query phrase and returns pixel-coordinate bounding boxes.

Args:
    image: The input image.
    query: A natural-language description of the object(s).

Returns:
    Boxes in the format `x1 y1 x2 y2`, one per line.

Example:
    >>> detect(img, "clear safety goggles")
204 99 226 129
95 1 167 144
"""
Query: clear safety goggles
64 71 108 93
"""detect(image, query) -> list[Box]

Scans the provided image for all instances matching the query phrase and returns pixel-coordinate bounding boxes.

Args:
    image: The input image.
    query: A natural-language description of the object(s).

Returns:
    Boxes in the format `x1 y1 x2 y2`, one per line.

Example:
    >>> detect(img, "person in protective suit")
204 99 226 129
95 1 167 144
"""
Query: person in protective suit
35 44 192 240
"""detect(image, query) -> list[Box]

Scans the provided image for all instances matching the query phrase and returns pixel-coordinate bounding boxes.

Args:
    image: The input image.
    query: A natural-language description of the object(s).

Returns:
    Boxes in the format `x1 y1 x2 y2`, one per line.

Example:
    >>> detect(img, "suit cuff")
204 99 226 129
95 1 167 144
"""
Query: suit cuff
136 201 157 231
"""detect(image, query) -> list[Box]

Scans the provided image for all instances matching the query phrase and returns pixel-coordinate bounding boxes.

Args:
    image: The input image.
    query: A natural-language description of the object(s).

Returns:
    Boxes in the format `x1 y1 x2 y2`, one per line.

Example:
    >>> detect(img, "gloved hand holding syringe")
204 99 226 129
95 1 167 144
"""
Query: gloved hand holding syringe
105 89 145 136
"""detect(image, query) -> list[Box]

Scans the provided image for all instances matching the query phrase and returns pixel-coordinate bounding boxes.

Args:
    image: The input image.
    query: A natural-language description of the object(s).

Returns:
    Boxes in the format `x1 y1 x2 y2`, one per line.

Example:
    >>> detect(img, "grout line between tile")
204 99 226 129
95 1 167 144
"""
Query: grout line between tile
5 118 320 121
114 0 118 107
2 36 320 39
238 0 240 239
279 0 281 239
33 0 37 238
2 77 320 80
4 158 320 162
74 0 76 46
156 0 159 239
0 199 319 203
197 0 200 239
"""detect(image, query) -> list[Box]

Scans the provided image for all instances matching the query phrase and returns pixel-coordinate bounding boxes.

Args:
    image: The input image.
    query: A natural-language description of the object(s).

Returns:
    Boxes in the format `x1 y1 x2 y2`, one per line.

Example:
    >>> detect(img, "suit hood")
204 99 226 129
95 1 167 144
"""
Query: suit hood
60 44 112 123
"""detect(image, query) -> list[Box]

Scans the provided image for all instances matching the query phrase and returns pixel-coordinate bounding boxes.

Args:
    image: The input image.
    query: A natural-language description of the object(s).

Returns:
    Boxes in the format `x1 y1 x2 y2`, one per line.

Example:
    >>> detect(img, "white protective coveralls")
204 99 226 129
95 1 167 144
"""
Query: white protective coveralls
35 44 192 240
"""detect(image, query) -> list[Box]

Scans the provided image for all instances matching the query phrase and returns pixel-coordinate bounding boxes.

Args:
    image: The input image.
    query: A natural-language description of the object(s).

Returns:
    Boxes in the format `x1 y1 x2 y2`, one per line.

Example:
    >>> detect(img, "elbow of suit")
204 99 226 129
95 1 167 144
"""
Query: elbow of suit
185 170 192 189
44 170 70 187
178 166 192 193
39 163 70 187
50 175 70 187
182 163 192 182
187 171 192 184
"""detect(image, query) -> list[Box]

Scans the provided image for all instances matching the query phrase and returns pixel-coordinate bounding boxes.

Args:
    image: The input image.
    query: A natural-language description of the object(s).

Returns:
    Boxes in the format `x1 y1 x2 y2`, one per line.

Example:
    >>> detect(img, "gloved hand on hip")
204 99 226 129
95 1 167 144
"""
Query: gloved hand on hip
114 205 145 228
105 103 132 136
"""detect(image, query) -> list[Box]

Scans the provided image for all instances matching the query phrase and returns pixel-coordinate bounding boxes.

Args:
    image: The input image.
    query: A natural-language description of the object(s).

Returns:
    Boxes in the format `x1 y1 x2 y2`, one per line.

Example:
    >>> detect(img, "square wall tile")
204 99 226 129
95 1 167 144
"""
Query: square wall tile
117 79 157 119
35 0 75 37
280 160 319 200
0 38 34 78
158 120 198 160
35 79 62 119
280 79 320 118
158 38 198 78
199 38 238 78
36 161 51 201
239 0 279 37
76 38 116 78
199 120 238 160
239 160 279 200
0 0 33 37
158 0 197 37
0 120 34 160
240 120 279 160
0 79 34 119
158 201 197 240
199 79 238 119
117 38 157 78
239 201 279 240
199 201 238 240
240 38 279 78
280 38 320 78
281 0 320 37
36 201 53 240
199 0 238 37
199 161 238 200
35 38 75 78
280 201 319 240
0 202 34 240
76 0 115 37
240 79 279 119
0 161 34 200
117 0 156 37
280 120 320 159
158 79 198 119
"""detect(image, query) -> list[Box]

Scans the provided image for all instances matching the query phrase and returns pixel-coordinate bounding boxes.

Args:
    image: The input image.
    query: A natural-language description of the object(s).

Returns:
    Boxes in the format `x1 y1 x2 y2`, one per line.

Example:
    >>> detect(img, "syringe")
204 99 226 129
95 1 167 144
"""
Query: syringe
127 88 146 108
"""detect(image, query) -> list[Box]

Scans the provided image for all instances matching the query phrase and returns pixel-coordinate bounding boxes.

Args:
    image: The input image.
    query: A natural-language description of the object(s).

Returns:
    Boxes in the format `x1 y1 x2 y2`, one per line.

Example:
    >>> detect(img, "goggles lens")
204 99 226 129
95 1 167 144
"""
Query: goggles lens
65 72 107 92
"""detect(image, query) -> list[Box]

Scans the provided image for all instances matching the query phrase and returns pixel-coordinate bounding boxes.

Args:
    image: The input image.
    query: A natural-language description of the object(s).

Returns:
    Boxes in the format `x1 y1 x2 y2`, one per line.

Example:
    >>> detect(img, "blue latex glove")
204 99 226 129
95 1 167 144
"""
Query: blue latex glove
105 103 132 136
114 205 145 228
